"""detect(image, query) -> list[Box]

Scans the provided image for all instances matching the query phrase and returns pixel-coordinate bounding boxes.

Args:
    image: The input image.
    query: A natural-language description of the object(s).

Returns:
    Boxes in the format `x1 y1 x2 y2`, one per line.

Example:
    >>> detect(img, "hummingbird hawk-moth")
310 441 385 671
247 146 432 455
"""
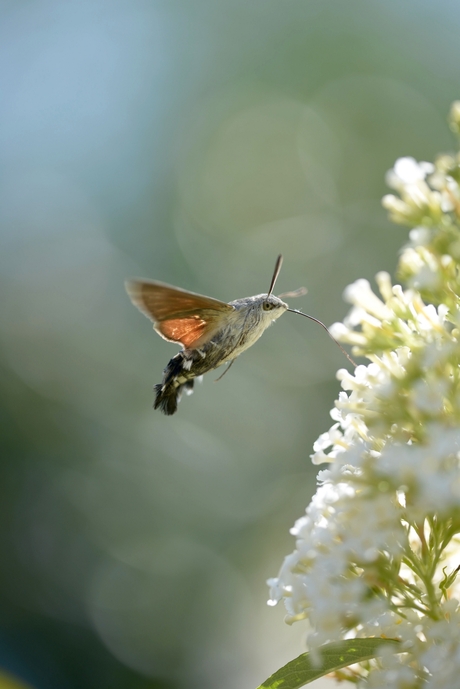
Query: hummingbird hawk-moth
125 255 355 415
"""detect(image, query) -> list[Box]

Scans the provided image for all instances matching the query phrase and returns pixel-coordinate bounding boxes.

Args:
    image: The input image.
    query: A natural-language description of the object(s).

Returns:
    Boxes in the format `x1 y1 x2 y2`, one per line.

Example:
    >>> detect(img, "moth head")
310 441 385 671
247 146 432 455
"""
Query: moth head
260 293 288 320
257 254 300 320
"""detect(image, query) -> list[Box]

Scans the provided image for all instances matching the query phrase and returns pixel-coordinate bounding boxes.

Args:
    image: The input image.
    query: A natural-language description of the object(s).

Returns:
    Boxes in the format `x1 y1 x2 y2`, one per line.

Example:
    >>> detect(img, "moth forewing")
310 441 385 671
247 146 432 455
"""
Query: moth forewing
125 279 233 324
125 279 235 349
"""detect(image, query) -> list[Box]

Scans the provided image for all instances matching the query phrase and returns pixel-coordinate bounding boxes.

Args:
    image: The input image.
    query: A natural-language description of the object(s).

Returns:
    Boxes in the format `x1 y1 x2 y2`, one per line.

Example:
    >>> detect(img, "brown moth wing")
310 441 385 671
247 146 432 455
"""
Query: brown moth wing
155 312 224 348
125 279 234 349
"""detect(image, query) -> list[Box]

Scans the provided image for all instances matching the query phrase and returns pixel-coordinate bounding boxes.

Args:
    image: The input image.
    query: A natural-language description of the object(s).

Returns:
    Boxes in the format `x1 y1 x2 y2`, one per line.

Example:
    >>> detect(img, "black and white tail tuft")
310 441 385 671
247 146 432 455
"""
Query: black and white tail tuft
153 353 195 415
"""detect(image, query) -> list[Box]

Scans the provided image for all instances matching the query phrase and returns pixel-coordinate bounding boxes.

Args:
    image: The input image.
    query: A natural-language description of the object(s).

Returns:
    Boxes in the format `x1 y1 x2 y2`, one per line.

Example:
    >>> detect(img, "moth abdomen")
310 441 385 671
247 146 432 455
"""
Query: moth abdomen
154 351 199 415
153 382 177 415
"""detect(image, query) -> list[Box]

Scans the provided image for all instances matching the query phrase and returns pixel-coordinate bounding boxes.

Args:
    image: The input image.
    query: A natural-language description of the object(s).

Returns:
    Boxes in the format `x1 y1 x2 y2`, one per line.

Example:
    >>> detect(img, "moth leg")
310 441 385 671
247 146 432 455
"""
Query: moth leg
214 359 235 382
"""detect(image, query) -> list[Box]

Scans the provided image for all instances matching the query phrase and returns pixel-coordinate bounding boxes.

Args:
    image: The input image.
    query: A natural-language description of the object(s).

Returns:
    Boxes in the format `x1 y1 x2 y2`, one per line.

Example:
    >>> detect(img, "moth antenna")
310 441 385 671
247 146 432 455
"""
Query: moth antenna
278 287 307 298
287 309 357 367
267 254 283 297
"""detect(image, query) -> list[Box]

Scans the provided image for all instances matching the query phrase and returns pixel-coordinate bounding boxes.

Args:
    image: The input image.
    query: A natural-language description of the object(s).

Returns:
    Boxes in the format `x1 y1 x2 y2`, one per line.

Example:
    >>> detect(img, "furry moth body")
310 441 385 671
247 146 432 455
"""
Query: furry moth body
125 255 355 415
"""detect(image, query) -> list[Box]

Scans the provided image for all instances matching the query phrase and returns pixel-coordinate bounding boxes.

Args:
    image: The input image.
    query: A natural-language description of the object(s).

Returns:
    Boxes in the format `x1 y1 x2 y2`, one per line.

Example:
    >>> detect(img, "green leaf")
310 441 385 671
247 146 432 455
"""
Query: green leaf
257 638 400 689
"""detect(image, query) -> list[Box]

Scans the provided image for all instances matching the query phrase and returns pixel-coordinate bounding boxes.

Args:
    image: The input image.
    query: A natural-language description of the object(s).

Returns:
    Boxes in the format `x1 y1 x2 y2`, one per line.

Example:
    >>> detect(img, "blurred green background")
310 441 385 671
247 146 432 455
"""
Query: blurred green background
0 1 459 687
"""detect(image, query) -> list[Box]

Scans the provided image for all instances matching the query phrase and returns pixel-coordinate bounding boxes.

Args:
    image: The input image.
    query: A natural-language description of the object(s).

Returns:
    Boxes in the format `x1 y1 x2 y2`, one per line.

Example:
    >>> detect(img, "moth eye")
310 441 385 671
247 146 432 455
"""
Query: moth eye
263 301 273 311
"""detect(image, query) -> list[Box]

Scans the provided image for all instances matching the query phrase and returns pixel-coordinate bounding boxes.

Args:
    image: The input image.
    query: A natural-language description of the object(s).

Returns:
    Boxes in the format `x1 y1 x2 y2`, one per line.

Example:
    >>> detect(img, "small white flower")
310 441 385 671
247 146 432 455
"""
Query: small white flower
329 320 368 346
343 279 393 321
386 156 434 190
408 227 432 245
375 271 393 301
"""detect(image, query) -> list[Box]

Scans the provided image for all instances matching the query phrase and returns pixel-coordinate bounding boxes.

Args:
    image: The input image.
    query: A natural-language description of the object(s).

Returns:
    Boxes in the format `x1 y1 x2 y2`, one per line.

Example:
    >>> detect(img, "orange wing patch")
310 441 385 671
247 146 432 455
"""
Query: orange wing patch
125 279 234 349
155 316 219 349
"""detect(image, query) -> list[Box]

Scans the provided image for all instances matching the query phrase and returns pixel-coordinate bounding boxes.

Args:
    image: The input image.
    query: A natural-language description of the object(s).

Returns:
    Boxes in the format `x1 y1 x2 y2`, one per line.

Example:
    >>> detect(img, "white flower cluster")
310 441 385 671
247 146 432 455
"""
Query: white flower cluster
312 272 457 466
269 104 460 687
267 476 405 635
